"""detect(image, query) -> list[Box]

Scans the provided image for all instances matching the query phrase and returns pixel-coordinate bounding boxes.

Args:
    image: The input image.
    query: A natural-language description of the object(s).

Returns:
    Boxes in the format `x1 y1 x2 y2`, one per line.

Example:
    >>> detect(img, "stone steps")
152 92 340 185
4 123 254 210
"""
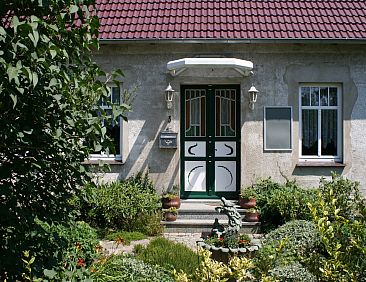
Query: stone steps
162 199 261 234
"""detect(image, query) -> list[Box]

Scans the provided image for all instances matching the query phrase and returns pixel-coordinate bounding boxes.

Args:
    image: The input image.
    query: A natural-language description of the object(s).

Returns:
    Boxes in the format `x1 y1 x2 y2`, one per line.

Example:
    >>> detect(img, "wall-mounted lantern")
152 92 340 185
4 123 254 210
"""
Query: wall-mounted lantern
248 85 259 110
164 83 175 109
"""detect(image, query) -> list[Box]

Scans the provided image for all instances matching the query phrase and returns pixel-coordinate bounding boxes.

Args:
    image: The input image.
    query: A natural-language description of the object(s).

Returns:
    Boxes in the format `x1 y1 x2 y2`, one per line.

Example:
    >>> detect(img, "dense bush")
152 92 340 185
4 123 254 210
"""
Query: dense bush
308 174 366 281
262 220 321 255
254 220 321 277
252 178 318 231
75 172 163 234
134 237 199 275
174 248 254 282
91 255 174 282
268 262 317 282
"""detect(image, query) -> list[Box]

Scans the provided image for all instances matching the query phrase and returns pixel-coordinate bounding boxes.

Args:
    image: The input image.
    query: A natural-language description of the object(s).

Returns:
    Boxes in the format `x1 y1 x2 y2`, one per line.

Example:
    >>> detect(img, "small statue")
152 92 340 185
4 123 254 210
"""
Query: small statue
215 197 242 235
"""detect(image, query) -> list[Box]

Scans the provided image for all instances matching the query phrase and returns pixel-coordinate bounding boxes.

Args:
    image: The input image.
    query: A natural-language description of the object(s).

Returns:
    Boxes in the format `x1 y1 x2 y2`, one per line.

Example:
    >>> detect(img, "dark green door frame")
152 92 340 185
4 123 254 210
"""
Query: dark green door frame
180 84 241 199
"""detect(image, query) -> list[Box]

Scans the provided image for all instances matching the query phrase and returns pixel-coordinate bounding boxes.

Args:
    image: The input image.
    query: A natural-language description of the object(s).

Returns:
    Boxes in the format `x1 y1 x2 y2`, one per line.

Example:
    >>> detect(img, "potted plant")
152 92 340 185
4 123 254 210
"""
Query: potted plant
161 185 181 209
244 208 260 222
239 186 257 209
163 207 178 221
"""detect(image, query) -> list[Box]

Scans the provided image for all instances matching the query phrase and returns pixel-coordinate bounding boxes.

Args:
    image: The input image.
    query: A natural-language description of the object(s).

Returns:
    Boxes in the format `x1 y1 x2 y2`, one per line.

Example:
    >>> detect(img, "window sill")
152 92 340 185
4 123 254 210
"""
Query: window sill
296 161 345 167
82 159 123 165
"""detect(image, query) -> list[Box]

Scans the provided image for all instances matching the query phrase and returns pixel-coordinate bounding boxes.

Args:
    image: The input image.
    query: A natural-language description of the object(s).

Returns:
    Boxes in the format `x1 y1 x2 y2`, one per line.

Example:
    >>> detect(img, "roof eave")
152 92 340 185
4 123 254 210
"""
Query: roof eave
99 38 366 45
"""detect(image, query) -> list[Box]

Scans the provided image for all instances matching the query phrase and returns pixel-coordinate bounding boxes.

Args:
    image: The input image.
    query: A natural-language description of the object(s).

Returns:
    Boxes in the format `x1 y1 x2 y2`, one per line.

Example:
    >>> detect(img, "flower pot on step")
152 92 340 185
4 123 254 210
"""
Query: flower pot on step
162 195 181 209
239 197 256 209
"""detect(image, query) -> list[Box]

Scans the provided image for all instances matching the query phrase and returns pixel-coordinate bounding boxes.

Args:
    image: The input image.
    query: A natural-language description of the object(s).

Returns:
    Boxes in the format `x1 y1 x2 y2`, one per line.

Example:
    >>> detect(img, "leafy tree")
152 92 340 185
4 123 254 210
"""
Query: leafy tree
0 0 129 278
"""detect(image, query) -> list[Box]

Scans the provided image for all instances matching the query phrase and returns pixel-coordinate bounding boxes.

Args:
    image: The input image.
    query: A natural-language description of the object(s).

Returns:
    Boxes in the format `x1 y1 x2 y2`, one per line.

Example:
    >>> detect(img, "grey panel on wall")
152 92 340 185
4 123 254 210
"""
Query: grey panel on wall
264 107 292 150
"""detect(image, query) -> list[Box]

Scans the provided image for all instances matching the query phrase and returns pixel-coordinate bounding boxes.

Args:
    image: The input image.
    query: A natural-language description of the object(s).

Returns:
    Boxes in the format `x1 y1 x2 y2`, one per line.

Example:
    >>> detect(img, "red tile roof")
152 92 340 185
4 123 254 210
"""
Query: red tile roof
96 0 366 41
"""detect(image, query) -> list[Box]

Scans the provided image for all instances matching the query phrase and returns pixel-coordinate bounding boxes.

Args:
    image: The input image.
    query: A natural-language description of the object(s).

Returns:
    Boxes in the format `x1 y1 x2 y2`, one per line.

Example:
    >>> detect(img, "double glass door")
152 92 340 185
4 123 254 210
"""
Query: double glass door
181 85 240 199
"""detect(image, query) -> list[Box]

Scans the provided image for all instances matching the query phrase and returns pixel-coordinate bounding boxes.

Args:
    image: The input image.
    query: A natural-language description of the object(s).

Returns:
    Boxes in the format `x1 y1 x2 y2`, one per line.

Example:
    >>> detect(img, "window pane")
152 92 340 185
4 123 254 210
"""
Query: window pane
321 110 337 156
301 87 310 106
302 109 318 155
329 87 338 106
111 87 120 104
320 87 328 106
311 87 319 106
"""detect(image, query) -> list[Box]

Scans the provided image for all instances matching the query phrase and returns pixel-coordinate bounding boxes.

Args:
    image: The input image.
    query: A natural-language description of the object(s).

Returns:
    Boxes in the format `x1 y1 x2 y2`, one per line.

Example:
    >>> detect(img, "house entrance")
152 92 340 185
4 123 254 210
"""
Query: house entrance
180 85 240 199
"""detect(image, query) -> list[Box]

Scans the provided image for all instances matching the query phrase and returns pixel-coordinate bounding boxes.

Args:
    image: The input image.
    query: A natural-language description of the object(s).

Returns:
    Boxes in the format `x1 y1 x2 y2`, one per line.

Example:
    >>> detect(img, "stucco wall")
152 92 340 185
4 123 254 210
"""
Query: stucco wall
93 43 366 195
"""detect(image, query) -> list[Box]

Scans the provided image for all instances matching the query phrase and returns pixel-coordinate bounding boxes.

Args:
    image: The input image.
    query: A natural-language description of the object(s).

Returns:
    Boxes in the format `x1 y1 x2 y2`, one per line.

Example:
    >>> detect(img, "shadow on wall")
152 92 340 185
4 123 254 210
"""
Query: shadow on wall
107 118 178 192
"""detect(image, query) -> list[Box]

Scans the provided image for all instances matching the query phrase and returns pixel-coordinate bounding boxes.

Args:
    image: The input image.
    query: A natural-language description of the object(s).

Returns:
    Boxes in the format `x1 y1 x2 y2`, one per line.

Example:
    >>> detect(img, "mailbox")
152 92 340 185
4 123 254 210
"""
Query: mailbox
159 130 178 149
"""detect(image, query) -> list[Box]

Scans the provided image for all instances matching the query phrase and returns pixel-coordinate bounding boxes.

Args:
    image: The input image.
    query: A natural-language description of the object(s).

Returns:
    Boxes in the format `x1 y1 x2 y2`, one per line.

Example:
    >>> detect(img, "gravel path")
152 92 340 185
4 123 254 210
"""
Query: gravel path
100 233 262 255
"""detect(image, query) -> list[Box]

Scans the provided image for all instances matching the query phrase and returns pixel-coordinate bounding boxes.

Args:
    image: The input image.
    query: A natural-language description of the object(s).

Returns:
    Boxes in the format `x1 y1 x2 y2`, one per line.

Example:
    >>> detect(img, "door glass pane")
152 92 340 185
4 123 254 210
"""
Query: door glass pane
302 109 318 155
321 110 337 156
185 90 205 137
215 89 236 137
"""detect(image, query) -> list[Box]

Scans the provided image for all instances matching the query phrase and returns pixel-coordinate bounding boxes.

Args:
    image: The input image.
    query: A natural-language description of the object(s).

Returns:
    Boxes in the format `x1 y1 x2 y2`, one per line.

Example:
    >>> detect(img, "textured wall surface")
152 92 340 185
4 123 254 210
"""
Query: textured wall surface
93 43 366 195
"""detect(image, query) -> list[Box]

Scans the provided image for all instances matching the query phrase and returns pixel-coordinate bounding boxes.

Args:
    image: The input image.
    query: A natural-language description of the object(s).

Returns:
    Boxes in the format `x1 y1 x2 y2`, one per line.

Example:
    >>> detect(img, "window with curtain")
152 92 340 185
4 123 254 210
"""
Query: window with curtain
300 85 341 161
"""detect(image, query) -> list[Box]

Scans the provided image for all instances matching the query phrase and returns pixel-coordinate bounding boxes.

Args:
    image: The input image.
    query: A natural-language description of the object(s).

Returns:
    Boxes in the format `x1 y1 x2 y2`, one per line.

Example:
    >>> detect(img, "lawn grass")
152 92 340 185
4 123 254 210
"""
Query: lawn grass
133 237 199 275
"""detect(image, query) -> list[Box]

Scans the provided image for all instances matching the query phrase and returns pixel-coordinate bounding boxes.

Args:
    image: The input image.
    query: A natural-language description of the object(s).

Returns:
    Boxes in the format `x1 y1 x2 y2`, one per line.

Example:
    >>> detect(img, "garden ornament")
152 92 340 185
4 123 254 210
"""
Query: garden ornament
215 197 242 235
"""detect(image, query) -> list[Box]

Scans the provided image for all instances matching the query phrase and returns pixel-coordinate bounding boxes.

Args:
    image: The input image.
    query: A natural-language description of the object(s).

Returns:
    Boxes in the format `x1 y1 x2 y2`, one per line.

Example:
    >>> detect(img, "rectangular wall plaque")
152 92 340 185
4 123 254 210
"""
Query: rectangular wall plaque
264 107 292 151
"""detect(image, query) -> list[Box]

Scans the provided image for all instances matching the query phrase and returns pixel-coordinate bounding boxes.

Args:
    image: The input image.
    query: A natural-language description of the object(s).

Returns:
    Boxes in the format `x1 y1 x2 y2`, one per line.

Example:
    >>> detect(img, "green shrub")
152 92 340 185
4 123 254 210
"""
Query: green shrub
308 174 366 281
134 237 199 275
252 178 318 231
44 221 100 270
254 220 320 278
269 262 317 282
263 220 321 255
75 172 162 234
91 255 174 282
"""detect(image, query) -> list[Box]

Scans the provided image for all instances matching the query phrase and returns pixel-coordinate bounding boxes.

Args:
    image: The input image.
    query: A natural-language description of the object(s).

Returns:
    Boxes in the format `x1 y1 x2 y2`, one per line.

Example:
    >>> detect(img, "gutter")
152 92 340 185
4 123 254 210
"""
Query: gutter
99 38 366 45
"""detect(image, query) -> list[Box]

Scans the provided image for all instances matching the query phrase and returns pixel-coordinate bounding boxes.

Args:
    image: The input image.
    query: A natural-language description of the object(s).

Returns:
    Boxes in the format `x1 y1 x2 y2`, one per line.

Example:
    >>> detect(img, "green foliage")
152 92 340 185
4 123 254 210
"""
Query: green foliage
254 220 320 279
76 175 163 235
263 220 321 256
91 254 175 282
268 262 317 282
134 237 199 275
308 174 366 281
104 231 147 245
164 207 178 215
45 221 100 270
0 0 130 278
253 178 318 231
240 186 257 200
173 248 255 282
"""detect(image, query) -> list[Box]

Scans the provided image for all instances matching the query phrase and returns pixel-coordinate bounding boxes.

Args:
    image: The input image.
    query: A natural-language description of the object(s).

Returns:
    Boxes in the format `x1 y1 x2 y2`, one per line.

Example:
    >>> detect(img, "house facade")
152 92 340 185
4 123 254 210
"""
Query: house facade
92 0 366 198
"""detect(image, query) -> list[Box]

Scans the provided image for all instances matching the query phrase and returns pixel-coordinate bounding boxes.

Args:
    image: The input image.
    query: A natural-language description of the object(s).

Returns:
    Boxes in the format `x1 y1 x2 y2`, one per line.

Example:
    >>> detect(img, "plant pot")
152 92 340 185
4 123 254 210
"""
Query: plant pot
239 197 256 209
162 196 181 209
163 212 177 221
244 212 260 222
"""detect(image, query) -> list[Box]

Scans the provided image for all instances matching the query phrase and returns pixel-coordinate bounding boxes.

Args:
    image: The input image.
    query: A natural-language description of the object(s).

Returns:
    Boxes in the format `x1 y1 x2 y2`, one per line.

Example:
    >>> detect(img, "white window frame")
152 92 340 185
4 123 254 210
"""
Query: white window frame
299 83 342 162
90 85 123 161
